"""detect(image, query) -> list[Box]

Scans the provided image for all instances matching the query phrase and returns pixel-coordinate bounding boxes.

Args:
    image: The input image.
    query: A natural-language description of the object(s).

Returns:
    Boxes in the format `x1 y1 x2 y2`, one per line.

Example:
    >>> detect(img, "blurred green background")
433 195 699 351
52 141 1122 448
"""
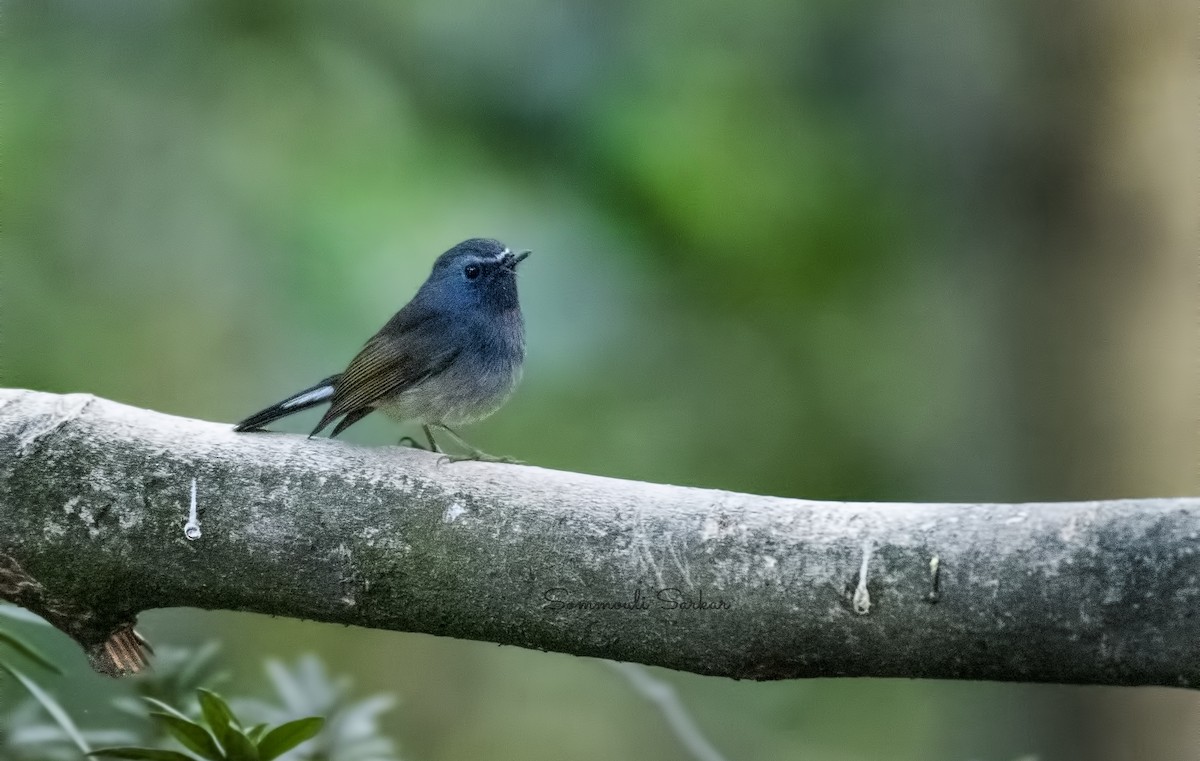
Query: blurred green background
3 1 1196 759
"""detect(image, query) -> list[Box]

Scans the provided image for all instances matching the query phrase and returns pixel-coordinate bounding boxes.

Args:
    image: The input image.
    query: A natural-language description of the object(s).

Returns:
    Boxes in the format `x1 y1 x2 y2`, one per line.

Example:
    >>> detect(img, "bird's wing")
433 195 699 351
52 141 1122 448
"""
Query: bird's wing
311 306 460 435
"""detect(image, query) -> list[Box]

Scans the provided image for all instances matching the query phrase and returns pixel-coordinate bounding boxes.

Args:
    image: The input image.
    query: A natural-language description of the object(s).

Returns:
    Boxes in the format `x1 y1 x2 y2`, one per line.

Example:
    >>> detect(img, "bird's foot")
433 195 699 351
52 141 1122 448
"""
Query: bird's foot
399 429 442 452
431 425 520 464
437 451 524 465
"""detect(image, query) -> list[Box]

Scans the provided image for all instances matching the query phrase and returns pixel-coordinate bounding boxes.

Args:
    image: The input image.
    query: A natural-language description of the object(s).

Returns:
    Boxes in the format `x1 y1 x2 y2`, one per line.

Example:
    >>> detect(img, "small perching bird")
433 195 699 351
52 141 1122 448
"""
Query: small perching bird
234 238 529 463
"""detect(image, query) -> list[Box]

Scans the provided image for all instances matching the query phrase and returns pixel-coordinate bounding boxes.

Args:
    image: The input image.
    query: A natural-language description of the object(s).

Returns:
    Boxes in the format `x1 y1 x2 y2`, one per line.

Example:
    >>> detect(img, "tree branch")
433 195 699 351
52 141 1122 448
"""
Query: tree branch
0 389 1197 687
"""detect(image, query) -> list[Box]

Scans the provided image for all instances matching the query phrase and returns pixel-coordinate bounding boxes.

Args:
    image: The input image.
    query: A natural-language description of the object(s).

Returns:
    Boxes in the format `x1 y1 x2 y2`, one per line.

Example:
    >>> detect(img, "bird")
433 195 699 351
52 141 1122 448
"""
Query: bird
233 238 529 463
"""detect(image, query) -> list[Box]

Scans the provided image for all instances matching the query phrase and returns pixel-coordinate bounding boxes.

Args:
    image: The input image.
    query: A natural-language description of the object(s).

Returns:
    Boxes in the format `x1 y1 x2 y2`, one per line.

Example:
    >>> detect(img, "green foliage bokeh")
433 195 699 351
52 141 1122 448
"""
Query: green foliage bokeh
4 2 1190 760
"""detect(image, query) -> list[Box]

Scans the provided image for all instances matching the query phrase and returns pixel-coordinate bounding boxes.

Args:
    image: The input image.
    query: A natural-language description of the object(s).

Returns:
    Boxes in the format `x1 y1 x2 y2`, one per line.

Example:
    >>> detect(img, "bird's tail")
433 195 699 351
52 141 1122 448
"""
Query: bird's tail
233 374 341 432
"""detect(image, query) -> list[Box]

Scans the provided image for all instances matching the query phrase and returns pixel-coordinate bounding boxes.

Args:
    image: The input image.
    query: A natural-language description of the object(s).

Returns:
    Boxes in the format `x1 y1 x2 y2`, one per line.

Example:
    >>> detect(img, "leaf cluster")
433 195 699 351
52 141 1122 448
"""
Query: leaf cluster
89 689 323 761
0 607 401 761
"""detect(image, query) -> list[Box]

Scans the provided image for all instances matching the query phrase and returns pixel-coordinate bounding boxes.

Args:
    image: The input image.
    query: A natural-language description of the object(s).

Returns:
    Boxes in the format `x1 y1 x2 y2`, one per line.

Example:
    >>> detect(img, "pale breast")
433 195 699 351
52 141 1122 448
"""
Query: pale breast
377 309 524 427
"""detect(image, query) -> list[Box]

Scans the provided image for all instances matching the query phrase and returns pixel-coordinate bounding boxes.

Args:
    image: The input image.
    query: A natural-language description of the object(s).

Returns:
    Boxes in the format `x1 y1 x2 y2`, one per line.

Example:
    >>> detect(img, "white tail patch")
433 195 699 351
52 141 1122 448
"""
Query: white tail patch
282 385 334 408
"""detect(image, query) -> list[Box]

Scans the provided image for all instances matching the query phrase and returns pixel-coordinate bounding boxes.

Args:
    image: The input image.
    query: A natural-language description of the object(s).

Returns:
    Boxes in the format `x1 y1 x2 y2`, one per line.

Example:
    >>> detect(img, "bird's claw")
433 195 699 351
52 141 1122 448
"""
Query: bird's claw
437 453 524 465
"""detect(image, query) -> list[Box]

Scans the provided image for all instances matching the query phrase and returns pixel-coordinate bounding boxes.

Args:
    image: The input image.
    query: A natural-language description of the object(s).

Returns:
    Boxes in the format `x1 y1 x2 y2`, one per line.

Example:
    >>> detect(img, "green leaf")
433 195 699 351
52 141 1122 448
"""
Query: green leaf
87 748 196 761
0 662 90 753
150 712 223 760
0 603 52 626
256 717 324 761
245 724 268 742
0 627 62 673
197 688 237 742
223 728 260 761
175 641 221 692
142 697 193 722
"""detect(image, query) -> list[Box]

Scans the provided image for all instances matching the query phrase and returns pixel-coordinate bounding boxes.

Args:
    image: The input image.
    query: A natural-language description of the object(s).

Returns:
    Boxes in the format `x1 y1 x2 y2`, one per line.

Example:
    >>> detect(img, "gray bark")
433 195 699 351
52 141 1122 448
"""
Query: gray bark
0 388 1196 686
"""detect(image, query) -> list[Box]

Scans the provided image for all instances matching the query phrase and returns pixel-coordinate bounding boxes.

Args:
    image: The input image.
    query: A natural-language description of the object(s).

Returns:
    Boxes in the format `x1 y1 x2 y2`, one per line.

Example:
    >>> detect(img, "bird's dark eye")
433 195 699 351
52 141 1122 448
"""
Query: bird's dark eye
464 264 481 280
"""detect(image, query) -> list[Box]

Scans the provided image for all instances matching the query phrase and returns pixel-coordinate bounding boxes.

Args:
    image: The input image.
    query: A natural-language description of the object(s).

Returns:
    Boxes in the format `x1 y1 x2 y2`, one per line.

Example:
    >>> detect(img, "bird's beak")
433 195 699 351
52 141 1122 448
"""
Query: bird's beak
507 250 531 269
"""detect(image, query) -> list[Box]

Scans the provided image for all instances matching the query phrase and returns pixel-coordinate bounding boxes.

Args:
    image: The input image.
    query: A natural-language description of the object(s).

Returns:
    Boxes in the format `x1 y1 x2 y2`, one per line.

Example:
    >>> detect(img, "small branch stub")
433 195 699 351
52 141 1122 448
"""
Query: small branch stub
852 540 872 615
93 626 152 677
183 477 201 541
928 555 941 603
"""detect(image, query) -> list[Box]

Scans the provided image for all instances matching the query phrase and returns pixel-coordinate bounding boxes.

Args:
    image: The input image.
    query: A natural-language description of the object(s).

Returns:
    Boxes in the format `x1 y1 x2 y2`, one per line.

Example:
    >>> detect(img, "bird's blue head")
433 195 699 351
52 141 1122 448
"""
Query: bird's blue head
419 238 530 314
